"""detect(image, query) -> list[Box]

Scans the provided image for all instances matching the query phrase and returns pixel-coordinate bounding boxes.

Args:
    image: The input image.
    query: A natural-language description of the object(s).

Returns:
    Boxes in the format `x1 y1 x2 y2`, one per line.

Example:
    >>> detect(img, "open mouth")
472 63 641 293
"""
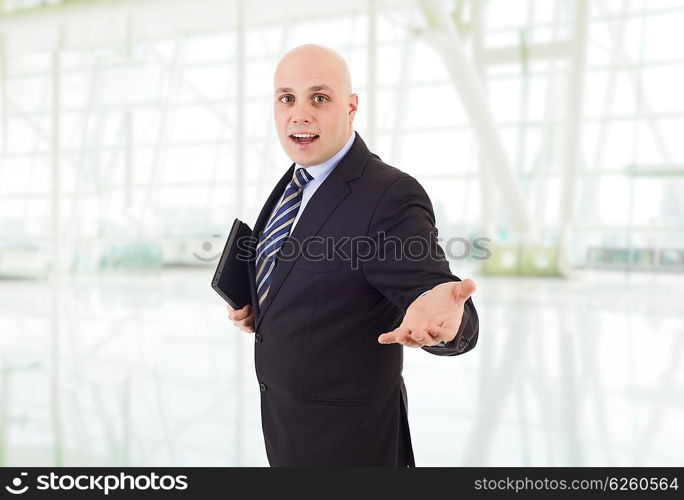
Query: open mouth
290 133 320 145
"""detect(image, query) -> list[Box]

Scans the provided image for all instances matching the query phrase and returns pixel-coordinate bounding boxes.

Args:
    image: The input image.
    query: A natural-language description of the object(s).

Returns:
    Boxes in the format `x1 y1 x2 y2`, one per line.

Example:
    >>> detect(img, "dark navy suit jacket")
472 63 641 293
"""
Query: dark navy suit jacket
246 132 479 466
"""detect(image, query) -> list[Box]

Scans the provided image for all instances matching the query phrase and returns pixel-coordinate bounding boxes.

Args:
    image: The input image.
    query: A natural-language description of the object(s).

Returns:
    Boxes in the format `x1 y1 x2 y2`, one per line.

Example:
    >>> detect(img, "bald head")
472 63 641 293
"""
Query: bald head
274 44 352 97
273 44 359 166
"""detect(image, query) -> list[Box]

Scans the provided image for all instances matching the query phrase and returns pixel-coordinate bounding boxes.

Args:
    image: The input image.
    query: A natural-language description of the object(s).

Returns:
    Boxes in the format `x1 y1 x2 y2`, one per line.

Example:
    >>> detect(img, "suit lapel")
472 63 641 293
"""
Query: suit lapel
254 133 371 330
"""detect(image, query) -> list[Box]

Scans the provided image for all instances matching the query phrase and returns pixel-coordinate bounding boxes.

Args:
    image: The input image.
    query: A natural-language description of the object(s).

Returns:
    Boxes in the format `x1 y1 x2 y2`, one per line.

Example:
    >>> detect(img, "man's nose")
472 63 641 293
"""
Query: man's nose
291 101 313 123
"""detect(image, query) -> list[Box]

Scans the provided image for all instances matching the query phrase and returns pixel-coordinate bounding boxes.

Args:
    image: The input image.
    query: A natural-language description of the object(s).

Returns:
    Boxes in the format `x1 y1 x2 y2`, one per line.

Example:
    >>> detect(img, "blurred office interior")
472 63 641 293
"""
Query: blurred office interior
0 0 682 466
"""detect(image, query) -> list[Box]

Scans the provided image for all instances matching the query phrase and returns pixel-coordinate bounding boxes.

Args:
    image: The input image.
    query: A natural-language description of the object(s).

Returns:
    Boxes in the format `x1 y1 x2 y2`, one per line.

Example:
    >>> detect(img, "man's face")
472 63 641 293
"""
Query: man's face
273 51 358 166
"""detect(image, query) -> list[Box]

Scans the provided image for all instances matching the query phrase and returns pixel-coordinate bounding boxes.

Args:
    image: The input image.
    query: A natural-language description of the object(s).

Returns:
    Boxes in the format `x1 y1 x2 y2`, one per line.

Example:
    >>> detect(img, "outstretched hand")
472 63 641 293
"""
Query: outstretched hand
377 279 476 348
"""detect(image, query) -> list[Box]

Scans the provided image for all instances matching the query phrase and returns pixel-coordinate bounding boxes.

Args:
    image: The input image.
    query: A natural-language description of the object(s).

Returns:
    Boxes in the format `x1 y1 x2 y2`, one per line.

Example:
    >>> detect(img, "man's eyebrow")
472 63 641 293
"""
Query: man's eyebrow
309 84 333 93
274 84 334 94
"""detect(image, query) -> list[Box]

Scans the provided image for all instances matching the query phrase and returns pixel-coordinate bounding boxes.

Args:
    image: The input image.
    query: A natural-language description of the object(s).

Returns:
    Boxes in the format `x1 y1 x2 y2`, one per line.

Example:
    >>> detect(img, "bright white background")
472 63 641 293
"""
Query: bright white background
0 0 683 466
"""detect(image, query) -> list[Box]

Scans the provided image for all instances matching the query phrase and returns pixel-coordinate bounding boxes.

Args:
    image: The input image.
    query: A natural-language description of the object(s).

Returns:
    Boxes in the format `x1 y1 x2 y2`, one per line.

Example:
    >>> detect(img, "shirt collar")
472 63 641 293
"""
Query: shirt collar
295 130 356 184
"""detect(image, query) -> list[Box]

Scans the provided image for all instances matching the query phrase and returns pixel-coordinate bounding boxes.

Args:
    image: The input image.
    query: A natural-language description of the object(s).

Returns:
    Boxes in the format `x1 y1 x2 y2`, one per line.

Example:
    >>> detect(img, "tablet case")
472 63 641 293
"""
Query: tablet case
211 218 254 309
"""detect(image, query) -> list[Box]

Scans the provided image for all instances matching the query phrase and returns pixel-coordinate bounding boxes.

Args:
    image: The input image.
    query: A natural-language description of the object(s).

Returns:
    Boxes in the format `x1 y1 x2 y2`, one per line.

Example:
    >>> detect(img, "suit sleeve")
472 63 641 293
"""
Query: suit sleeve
361 175 479 356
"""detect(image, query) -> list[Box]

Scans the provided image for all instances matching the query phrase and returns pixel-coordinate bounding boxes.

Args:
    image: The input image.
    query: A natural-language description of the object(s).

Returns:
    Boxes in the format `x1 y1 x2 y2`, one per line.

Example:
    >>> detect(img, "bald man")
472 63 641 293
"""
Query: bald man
227 44 479 466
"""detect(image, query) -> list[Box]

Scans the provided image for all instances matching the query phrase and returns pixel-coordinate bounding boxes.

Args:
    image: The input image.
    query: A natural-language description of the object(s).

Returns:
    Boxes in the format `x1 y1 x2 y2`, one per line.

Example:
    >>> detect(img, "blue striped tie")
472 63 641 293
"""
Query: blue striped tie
255 167 314 305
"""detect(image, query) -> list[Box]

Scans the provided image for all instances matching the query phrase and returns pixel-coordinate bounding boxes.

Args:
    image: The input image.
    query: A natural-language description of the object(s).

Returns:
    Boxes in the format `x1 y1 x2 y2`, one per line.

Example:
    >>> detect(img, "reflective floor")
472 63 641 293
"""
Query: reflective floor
0 268 682 466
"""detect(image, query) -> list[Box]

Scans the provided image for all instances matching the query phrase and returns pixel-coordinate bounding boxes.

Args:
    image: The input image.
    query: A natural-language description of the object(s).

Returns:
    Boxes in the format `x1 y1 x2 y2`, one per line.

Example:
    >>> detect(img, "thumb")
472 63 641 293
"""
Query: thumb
454 278 476 300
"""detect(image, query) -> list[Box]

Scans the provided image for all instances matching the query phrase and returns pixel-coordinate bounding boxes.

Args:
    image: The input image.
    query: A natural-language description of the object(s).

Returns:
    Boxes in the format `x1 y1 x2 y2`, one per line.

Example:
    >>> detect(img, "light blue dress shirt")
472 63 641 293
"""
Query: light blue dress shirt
265 130 356 232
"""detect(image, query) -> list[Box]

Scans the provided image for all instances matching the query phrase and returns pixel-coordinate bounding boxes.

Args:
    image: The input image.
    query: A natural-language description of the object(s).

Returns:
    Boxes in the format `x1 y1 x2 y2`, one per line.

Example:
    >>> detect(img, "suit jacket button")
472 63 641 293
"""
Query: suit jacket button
255 333 263 344
259 382 267 392
457 336 470 352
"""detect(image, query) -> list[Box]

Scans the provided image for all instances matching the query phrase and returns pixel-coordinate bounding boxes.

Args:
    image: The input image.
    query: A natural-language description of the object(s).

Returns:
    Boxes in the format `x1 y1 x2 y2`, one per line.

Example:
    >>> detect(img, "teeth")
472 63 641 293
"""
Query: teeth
292 133 317 138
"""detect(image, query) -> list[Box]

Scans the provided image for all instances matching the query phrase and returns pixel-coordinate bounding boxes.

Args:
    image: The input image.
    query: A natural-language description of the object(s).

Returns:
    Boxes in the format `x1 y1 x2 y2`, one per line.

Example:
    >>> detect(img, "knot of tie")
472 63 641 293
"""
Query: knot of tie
291 167 314 190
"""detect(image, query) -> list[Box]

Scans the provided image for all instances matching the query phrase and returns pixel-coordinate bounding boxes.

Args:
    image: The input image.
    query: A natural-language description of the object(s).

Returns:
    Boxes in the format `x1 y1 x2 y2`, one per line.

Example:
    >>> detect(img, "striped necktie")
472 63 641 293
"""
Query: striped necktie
255 167 314 305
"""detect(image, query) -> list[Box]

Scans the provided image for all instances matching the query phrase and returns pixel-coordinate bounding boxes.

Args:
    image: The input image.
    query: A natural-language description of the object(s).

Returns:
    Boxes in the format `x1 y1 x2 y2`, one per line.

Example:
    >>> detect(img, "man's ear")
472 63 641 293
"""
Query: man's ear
348 93 359 122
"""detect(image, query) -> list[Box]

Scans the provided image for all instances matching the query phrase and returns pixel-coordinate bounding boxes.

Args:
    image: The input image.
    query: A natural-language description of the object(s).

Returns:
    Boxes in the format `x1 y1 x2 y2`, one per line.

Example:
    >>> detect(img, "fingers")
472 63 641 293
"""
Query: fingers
393 329 421 347
409 328 441 347
227 304 255 333
227 303 251 321
402 338 422 348
378 329 401 344
378 327 435 348
428 315 461 339
426 324 449 341
234 315 255 333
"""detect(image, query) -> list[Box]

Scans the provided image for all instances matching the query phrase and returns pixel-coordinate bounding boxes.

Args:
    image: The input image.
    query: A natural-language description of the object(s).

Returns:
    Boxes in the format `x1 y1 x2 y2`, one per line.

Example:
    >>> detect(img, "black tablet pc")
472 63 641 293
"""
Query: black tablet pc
211 218 254 309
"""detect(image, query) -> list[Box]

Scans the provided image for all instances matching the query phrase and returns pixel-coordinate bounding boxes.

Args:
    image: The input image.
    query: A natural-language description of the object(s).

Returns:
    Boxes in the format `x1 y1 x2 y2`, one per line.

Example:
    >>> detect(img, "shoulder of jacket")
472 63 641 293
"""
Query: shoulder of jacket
365 154 416 189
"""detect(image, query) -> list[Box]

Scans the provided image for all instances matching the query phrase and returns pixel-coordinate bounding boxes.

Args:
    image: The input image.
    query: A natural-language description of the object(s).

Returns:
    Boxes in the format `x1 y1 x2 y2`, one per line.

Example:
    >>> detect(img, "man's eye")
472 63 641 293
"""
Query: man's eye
279 95 293 103
313 95 327 103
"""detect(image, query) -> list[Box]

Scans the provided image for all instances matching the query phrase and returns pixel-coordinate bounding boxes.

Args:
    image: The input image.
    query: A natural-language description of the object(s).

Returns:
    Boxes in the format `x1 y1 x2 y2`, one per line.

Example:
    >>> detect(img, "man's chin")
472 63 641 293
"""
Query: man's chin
288 151 322 167
291 159 317 167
